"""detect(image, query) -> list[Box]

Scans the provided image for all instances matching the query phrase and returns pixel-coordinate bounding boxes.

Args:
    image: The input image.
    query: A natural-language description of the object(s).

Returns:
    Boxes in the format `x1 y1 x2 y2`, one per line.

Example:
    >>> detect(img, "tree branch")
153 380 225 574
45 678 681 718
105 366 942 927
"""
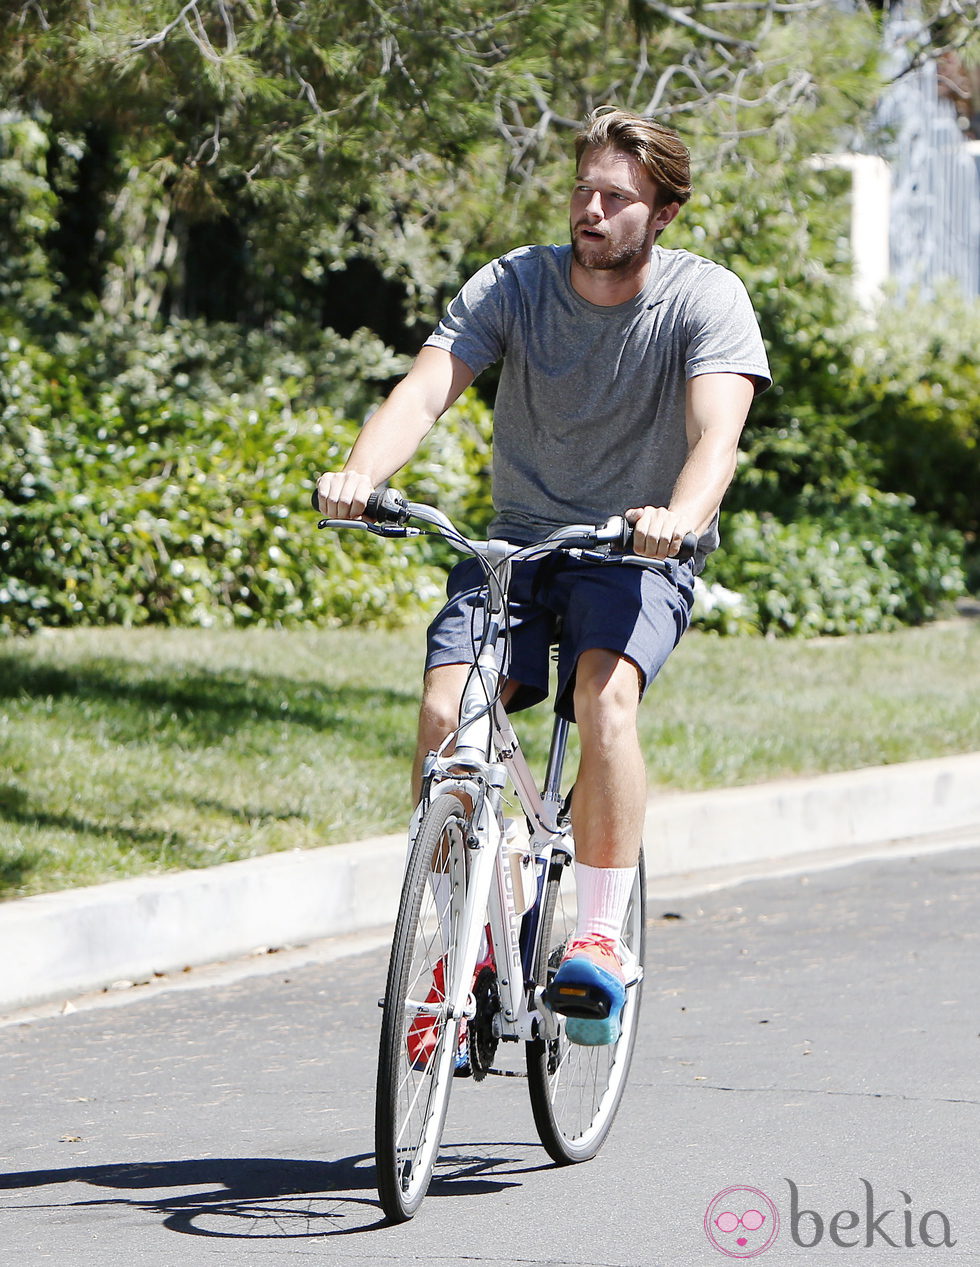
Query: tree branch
130 0 201 52
634 0 758 49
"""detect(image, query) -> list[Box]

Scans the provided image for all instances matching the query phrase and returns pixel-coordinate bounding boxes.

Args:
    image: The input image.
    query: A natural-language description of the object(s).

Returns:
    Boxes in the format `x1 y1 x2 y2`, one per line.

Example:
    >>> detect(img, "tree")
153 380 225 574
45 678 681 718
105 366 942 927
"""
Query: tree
2 0 558 326
1 0 976 635
0 0 896 332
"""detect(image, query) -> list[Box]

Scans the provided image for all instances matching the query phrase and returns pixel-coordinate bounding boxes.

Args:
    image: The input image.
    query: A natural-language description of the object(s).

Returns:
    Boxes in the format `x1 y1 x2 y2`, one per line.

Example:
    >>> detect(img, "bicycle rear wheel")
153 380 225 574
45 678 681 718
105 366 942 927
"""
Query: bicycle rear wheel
526 848 646 1164
375 794 470 1221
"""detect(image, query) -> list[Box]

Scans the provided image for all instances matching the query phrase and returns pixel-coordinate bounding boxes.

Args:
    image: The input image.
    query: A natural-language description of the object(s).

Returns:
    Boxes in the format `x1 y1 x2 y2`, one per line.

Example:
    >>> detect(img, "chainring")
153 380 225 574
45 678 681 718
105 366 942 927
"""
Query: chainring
468 965 501 1081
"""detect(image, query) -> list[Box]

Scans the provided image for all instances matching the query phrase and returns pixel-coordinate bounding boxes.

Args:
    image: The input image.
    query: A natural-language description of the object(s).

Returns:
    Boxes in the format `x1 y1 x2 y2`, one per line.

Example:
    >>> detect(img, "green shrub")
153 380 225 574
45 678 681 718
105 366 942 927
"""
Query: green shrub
0 303 971 639
700 497 966 637
49 313 409 420
734 288 980 540
849 292 980 537
0 323 492 634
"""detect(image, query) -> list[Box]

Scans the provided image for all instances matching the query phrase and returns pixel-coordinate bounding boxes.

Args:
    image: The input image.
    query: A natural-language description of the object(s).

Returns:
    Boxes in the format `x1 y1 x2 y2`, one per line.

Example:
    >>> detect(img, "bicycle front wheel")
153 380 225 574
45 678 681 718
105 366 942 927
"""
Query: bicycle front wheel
375 794 470 1222
526 849 646 1164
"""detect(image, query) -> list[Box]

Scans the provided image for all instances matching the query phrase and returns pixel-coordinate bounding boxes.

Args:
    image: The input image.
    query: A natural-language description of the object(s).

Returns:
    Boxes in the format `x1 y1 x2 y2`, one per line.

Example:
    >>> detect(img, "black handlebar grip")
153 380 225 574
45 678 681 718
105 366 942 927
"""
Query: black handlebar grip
365 488 410 523
363 489 385 520
676 531 699 565
310 485 409 522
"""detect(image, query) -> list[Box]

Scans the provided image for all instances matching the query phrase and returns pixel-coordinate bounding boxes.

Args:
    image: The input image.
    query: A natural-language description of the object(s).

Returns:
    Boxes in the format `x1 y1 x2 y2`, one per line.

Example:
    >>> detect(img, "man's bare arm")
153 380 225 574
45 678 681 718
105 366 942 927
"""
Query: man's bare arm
626 371 756 559
316 347 475 518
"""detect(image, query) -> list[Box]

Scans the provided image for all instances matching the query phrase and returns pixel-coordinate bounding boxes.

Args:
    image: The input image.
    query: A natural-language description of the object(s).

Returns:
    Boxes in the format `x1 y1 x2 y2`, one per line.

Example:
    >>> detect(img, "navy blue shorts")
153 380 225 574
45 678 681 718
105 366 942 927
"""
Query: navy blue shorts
425 552 696 722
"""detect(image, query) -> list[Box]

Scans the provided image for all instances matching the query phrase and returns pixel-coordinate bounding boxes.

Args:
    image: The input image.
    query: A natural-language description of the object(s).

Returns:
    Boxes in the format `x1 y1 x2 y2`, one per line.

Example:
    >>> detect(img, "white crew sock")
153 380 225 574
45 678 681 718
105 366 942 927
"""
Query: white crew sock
574 861 636 945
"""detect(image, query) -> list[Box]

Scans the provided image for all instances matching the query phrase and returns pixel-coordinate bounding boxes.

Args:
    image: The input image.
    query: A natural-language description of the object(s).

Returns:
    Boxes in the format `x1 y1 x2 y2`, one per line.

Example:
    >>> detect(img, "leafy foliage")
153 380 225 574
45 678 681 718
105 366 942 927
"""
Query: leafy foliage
0 114 59 317
0 1 976 638
0 320 492 634
850 291 980 537
701 500 966 637
0 0 892 327
1 305 967 638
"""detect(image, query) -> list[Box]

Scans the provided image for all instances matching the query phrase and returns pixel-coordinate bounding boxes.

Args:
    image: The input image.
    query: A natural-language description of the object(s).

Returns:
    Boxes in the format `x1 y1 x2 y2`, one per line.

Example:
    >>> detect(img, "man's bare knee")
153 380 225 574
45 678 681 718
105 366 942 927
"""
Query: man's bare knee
417 664 468 751
573 650 642 738
412 665 469 801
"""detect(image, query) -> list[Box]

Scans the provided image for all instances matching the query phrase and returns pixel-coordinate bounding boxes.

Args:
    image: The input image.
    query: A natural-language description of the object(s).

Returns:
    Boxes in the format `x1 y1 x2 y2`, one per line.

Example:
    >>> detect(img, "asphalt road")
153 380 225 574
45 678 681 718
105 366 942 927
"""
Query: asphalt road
2 842 979 1266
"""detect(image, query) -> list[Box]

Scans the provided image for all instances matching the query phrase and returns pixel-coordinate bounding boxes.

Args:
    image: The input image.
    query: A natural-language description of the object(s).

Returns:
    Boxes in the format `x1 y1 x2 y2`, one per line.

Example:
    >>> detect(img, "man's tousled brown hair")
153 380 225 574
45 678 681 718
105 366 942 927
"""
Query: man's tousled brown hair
575 107 693 207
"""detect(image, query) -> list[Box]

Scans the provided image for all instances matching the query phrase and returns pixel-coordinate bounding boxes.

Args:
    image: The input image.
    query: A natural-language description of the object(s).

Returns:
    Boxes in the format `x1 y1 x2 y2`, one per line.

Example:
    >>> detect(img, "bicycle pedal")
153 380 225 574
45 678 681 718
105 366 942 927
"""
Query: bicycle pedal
619 950 642 987
543 947 628 1023
543 979 619 1020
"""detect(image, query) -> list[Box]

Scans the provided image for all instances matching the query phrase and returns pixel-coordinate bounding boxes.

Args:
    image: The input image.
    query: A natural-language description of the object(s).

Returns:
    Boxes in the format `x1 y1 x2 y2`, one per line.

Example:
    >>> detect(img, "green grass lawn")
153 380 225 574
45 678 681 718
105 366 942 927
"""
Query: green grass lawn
1 617 978 900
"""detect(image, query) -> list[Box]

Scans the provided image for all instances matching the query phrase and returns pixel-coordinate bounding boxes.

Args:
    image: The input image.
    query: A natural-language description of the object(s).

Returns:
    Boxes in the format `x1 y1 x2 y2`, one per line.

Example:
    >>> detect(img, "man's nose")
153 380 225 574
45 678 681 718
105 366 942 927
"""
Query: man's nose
583 190 604 219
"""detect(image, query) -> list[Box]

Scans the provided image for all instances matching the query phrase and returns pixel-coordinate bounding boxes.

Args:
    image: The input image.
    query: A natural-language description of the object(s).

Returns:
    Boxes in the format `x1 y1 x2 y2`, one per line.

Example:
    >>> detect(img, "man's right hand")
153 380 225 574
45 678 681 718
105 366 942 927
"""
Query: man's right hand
315 471 376 520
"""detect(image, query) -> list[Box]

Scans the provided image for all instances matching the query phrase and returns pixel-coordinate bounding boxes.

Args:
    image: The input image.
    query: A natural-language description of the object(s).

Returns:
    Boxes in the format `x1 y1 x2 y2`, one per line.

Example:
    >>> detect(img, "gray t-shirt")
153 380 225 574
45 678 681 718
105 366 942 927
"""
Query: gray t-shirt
424 243 771 554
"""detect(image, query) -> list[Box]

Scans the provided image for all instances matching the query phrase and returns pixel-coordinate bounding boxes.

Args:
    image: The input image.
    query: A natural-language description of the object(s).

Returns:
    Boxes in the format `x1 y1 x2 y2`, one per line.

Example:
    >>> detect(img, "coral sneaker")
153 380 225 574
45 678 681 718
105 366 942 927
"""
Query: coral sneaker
405 931 495 1075
543 934 627 1047
406 958 469 1074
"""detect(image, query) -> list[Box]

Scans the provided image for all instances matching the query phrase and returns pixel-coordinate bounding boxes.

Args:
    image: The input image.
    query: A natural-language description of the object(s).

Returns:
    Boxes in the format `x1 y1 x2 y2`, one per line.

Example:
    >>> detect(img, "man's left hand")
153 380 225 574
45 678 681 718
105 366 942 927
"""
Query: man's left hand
624 506 694 559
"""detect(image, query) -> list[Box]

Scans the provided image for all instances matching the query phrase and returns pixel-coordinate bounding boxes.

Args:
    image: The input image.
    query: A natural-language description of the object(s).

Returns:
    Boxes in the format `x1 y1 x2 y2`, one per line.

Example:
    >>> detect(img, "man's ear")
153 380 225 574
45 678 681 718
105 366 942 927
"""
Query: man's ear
652 200 681 235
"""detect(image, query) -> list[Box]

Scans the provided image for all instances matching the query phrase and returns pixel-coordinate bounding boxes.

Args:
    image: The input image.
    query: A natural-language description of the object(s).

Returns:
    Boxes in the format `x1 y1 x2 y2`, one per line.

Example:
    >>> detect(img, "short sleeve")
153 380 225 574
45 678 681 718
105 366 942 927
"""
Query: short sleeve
423 258 509 378
683 266 771 393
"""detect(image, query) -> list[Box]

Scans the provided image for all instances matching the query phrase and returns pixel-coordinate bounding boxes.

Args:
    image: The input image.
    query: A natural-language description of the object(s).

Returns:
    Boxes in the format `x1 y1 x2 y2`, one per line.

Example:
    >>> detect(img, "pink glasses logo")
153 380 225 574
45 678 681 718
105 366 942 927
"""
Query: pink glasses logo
705 1186 780 1258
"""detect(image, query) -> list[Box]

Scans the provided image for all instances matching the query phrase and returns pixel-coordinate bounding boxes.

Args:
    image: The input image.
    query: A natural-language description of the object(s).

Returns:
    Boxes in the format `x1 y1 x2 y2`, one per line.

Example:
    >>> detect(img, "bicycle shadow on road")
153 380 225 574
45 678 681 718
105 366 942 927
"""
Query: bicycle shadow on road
0 1142 553 1238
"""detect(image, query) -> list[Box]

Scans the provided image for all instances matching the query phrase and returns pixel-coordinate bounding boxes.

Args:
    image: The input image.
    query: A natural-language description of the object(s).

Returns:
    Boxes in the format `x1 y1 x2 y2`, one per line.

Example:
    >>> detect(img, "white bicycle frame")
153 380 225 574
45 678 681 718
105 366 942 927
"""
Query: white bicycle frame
409 526 600 1052
319 497 672 1059
415 568 575 1048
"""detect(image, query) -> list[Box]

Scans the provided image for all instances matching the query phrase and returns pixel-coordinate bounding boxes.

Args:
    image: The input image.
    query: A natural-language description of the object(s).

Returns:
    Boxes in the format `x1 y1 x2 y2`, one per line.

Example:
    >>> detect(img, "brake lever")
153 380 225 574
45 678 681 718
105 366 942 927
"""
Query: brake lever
314 517 422 538
566 546 678 577
615 553 673 572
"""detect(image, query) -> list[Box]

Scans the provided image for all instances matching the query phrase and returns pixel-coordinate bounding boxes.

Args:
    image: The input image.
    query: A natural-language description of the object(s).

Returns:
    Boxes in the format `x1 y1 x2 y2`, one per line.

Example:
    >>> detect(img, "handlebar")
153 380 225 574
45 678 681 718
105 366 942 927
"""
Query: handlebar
310 485 698 566
309 485 410 523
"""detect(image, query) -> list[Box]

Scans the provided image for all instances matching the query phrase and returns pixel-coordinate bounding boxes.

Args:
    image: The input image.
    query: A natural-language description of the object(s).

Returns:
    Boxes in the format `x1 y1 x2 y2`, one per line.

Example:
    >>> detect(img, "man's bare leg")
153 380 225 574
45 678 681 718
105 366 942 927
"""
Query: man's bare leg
412 664 470 802
547 648 645 1042
415 651 644 857
570 648 646 870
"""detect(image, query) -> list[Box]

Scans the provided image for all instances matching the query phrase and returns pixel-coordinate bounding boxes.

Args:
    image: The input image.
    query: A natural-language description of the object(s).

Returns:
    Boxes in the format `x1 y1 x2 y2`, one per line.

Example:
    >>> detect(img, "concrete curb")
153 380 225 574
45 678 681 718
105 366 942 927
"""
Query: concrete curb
641 749 980 874
2 752 979 1013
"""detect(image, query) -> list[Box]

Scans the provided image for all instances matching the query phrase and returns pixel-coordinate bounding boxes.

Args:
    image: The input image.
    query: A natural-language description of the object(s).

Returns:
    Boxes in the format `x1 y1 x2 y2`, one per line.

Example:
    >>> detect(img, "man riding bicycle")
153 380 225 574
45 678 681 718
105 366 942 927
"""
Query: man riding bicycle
317 106 771 1045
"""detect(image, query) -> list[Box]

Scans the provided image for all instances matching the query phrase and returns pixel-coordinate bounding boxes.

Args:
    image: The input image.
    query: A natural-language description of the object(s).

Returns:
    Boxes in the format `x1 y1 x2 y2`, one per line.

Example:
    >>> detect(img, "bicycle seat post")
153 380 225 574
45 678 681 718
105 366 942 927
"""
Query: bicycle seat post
542 715 571 810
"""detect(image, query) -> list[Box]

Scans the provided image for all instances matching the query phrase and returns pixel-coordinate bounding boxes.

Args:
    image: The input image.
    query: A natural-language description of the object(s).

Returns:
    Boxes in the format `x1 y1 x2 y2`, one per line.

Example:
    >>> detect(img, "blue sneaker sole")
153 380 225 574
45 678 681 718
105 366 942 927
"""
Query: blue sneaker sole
565 1013 623 1046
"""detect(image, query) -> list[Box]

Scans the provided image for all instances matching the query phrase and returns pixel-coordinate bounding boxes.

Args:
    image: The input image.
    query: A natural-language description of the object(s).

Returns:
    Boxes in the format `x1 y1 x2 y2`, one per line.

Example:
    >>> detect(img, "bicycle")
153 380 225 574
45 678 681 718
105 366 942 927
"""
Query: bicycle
313 487 696 1222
